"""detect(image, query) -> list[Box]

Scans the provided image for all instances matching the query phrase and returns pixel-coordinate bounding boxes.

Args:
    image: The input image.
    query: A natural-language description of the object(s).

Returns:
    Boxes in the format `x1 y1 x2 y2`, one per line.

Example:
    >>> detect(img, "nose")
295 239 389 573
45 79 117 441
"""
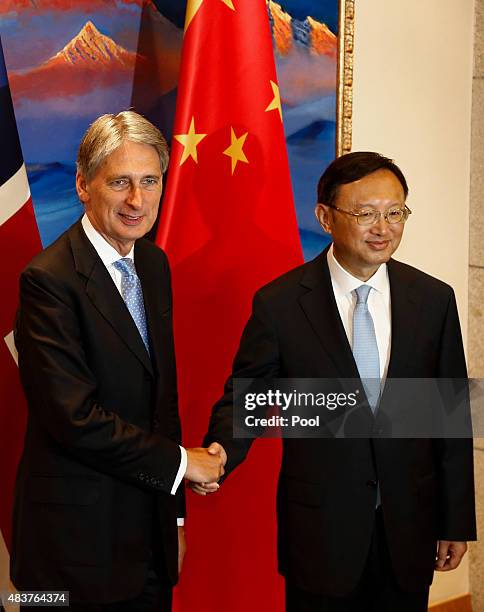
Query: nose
371 213 390 235
126 184 143 209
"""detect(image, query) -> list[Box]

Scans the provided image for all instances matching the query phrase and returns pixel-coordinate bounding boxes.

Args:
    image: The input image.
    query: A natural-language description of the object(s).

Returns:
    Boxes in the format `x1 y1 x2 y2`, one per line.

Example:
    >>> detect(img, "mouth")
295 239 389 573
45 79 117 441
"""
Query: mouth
118 213 144 226
366 240 390 251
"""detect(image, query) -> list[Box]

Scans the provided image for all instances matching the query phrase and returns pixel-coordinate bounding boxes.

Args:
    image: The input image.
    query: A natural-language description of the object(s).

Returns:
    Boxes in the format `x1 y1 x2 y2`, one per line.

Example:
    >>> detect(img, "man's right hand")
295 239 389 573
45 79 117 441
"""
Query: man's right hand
185 446 225 483
188 443 227 495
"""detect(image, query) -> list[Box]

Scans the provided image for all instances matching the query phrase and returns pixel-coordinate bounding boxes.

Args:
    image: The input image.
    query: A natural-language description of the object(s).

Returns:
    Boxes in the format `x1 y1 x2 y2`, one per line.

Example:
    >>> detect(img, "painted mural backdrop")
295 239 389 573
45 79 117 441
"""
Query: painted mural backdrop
0 0 337 259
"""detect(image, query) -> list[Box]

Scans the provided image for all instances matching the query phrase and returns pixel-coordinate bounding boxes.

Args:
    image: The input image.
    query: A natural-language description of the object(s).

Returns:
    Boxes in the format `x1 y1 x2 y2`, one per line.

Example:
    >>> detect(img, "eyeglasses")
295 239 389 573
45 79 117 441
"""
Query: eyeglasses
327 204 412 226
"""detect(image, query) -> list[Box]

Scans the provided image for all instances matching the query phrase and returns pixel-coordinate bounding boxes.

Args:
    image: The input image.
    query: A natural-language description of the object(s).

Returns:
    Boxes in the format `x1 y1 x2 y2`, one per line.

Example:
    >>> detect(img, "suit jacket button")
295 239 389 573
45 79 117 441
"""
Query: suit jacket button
366 480 377 488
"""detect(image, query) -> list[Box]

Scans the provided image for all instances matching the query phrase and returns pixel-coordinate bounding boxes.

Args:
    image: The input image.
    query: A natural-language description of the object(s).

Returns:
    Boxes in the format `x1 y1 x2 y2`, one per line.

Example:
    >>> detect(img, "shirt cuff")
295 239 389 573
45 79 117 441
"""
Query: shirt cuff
170 446 187 495
177 518 185 526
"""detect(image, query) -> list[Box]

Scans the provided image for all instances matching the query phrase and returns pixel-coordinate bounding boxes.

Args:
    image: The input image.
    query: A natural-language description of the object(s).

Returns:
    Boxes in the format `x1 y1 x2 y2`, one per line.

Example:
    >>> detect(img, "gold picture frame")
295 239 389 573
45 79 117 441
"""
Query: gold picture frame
336 0 355 156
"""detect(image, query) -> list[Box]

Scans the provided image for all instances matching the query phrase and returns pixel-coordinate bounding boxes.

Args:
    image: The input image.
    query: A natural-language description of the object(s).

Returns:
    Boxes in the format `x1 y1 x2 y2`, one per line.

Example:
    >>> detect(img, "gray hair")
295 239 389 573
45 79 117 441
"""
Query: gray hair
77 111 169 180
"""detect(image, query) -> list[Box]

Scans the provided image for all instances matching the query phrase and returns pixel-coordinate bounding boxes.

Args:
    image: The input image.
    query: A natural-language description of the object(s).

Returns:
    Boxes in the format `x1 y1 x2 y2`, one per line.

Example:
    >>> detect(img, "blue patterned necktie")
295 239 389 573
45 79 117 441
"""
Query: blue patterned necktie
352 285 380 413
113 258 150 352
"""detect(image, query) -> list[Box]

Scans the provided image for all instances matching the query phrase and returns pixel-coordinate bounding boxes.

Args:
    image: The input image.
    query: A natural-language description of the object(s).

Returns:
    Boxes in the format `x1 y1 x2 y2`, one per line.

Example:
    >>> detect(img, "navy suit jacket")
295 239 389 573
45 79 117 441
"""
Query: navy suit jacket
206 249 476 596
12 220 184 603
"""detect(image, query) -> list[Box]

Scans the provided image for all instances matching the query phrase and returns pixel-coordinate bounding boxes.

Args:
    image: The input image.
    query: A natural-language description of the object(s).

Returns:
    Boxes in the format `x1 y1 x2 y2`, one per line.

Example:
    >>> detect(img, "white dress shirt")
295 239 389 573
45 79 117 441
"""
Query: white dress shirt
326 244 392 380
81 215 187 509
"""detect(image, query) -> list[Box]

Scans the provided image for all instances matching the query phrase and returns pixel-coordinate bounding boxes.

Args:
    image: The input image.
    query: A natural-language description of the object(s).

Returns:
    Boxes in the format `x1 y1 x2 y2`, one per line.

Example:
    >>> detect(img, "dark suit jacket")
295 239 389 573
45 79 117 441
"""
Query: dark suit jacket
11 220 184 604
206 249 476 597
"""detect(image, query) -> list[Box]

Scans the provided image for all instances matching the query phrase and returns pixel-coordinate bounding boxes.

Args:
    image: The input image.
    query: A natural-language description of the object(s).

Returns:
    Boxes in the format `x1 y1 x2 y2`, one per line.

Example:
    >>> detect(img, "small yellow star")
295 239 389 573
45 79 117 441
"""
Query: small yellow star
265 80 283 121
223 127 249 175
174 117 207 165
185 0 235 31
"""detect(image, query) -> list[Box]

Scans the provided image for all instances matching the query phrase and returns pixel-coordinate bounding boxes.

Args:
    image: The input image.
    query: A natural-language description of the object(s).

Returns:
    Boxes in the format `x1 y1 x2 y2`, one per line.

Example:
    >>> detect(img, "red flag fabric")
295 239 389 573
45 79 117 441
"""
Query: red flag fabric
0 37 42 550
156 1 303 610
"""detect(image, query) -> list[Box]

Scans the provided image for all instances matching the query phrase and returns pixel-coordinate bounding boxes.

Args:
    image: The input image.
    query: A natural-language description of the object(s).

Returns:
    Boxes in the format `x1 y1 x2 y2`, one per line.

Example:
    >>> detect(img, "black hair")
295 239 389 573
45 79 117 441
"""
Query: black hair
317 151 409 205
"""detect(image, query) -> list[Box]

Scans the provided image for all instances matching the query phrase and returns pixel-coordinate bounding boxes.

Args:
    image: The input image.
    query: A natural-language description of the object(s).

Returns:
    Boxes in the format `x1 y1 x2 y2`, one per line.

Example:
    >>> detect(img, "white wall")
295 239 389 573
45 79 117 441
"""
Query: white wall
351 0 475 604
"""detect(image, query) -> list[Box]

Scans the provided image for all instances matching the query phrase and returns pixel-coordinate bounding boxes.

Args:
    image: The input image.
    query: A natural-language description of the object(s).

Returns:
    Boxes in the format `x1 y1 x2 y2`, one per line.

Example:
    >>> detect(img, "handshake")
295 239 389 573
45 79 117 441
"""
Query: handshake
184 443 227 496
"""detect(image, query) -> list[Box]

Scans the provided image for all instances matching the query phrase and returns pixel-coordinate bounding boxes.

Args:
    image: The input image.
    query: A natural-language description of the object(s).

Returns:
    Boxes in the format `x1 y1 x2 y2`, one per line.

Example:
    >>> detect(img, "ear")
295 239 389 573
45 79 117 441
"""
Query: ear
315 203 332 234
76 172 90 206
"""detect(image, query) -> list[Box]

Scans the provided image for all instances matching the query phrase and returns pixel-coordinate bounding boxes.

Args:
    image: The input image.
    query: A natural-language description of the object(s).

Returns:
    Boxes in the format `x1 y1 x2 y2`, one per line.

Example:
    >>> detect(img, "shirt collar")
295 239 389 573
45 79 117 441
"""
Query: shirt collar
81 214 134 266
327 243 388 299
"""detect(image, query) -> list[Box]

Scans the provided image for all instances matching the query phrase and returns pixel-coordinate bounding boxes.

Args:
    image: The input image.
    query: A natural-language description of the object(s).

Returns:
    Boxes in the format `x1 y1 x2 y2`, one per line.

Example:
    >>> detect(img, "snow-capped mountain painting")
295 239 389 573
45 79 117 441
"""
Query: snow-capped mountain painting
0 0 338 257
269 0 337 257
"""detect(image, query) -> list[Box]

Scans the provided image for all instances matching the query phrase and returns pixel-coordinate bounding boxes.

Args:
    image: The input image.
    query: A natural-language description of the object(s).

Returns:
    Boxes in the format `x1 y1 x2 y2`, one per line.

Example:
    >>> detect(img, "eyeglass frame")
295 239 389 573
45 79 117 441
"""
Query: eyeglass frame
324 203 412 226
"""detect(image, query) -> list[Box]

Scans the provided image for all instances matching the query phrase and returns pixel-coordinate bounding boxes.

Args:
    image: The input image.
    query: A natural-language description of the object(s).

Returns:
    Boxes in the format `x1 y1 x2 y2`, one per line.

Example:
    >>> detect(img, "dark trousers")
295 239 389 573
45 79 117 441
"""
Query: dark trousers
20 568 172 612
286 509 429 612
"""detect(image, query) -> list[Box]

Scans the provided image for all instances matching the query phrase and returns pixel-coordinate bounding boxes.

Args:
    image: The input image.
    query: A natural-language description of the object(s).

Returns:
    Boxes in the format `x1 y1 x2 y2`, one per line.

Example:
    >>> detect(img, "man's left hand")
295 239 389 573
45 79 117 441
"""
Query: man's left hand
178 526 186 575
435 541 467 571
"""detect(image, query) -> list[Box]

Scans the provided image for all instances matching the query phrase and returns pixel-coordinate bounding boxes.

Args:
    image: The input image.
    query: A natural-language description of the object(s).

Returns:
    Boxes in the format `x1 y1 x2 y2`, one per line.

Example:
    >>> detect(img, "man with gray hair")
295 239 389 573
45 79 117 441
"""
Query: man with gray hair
11 111 224 611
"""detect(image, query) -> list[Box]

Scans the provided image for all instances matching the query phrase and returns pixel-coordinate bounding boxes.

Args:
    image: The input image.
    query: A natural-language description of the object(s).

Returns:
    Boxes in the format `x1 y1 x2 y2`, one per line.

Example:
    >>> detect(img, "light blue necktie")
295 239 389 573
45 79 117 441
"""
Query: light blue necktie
352 285 380 413
352 285 381 506
113 258 150 352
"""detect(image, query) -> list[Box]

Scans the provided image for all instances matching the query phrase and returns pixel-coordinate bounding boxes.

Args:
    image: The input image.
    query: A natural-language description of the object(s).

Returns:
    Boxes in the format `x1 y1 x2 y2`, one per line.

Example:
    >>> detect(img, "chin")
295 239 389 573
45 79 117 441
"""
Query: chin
367 244 394 260
374 253 392 265
120 225 149 238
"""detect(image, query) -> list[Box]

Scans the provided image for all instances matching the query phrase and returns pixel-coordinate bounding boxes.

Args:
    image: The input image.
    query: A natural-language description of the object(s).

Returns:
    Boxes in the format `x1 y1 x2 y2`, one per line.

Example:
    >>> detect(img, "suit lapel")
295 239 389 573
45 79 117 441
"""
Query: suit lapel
386 259 422 378
298 251 373 432
298 250 360 378
299 252 423 378
134 240 171 383
69 221 153 376
297 252 423 431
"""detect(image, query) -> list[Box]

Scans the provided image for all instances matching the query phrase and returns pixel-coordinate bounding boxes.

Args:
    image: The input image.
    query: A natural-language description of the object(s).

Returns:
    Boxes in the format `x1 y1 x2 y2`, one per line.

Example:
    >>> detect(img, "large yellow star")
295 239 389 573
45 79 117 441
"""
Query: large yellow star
174 117 207 165
184 0 204 30
223 127 249 175
265 80 283 121
185 0 235 31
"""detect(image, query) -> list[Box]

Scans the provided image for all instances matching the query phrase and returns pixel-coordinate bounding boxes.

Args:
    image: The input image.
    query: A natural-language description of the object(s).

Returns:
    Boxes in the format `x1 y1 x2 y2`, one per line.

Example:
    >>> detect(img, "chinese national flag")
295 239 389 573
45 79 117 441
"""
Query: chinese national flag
0 36 42 552
156 1 303 611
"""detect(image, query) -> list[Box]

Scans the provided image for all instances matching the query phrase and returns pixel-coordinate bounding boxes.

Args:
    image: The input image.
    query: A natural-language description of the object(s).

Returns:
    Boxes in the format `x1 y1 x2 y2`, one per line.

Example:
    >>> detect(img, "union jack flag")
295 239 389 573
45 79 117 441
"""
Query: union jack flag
0 35 42 552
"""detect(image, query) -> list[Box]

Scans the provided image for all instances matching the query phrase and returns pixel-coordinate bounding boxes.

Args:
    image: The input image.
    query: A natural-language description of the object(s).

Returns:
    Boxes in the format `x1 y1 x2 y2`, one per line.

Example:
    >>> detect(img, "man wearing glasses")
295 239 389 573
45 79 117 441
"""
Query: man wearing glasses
196 152 476 611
